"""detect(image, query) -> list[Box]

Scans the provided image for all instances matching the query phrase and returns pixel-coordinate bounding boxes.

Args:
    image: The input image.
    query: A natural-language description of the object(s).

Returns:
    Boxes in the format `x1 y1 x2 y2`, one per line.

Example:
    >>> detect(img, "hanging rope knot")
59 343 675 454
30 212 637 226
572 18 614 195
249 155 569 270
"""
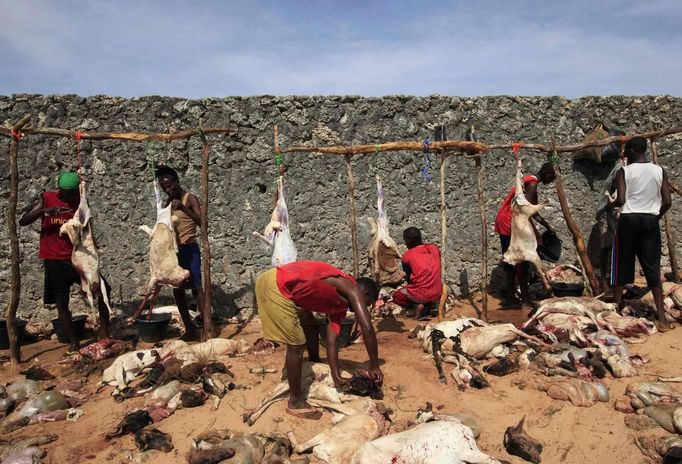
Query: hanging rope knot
10 128 24 140
419 137 433 183
274 152 283 166
74 130 85 168
74 130 84 141
511 142 523 155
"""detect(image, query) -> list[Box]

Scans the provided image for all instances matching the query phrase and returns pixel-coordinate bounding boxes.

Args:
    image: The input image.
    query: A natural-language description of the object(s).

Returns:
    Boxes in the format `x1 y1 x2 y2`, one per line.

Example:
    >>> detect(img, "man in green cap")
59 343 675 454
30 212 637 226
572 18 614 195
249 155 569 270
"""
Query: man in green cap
20 171 111 352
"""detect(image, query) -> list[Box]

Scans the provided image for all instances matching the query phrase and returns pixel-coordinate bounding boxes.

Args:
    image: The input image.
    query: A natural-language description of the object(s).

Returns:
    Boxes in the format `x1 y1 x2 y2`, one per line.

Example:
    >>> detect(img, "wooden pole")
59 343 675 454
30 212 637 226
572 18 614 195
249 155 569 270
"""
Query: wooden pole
0 126 236 141
475 155 489 322
6 114 31 366
345 154 359 278
438 153 449 322
552 163 601 294
650 139 680 283
198 128 214 339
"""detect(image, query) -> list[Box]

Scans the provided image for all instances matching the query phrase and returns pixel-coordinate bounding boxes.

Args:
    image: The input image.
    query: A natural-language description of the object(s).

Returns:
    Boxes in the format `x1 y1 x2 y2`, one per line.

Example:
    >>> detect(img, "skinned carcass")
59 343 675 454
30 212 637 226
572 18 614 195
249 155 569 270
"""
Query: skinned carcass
253 176 297 266
367 175 404 286
242 363 374 425
59 176 113 317
588 331 638 377
288 401 388 464
133 181 190 319
524 297 615 328
351 420 501 464
502 158 550 289
596 311 657 338
101 349 160 391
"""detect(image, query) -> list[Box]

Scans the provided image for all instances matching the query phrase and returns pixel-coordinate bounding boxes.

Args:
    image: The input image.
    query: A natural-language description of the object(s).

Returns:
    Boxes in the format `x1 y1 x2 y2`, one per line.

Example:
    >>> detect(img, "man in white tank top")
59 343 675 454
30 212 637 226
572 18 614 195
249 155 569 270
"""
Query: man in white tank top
611 137 672 330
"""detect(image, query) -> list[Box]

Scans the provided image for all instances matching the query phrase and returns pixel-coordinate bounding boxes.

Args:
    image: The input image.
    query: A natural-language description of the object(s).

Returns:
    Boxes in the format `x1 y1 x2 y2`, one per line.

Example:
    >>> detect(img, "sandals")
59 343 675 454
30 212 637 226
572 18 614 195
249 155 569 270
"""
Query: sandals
286 406 322 420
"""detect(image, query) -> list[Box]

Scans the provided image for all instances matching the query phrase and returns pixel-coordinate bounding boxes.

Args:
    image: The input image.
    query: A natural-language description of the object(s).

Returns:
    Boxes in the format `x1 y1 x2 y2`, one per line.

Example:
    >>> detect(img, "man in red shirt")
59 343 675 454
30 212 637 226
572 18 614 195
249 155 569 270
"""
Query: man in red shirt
392 227 442 320
494 163 555 309
255 260 382 420
20 172 111 351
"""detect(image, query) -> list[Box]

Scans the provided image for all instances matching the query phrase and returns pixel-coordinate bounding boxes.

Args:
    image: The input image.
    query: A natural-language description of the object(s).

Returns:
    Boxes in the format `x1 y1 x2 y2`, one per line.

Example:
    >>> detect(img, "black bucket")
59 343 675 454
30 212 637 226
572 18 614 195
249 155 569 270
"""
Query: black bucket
538 231 562 263
0 319 28 350
51 314 88 344
551 282 585 297
319 318 355 349
135 313 172 343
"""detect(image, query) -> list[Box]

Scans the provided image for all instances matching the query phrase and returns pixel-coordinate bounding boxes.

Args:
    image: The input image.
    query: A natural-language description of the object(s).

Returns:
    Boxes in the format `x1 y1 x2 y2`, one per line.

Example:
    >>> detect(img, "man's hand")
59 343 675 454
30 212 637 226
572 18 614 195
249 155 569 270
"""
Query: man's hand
171 199 184 211
332 374 352 388
367 366 383 386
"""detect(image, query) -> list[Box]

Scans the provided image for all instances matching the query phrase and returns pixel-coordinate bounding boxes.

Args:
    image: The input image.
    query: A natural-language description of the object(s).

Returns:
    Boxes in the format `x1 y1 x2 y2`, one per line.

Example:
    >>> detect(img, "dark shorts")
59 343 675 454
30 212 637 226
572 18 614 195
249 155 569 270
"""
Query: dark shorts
44 260 80 304
177 242 202 290
611 213 661 288
43 260 111 305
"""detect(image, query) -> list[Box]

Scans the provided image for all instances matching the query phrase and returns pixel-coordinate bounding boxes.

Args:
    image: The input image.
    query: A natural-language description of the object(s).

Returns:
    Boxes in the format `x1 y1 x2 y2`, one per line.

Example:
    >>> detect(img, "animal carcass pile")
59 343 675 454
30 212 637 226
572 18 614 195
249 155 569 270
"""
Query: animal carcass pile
133 180 190 319
253 176 297 266
415 296 661 399
367 175 404 286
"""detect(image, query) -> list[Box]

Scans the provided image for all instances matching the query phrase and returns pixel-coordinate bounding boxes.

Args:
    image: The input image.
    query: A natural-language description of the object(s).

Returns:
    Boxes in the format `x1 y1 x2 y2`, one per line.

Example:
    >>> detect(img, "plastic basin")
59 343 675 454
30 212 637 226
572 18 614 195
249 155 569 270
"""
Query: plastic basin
135 313 172 343
0 319 28 350
538 231 562 263
51 314 88 344
551 282 585 297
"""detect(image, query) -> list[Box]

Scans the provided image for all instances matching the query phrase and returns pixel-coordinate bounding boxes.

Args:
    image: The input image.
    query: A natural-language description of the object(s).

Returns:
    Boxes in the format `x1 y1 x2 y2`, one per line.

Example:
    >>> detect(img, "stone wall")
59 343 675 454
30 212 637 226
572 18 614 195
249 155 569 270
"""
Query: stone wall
1 95 681 320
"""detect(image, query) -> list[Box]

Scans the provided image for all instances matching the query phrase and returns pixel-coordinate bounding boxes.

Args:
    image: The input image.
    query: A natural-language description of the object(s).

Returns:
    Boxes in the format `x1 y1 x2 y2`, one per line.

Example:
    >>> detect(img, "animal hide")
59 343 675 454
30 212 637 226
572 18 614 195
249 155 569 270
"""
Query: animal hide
367 176 404 286
134 181 190 317
289 401 387 464
503 158 549 289
351 420 501 464
253 176 297 266
59 177 113 318
243 363 371 425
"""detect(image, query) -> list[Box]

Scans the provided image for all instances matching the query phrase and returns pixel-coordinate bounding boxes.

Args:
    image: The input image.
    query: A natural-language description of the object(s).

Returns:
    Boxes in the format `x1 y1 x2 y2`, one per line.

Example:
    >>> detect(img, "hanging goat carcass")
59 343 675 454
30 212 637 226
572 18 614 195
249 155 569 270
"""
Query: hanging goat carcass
133 181 190 318
367 175 404 286
59 175 113 318
253 176 297 266
503 158 550 289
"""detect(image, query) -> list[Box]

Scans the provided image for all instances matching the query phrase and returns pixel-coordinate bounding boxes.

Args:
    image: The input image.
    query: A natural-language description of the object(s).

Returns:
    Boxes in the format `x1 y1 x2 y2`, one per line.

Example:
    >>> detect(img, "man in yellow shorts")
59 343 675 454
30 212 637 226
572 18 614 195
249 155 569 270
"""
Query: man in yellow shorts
255 260 382 420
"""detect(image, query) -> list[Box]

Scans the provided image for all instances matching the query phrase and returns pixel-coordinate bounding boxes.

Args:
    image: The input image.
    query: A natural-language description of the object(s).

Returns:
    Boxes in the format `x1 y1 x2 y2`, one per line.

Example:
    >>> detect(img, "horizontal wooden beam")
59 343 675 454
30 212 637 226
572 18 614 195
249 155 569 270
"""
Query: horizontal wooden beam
0 126 236 141
284 127 682 157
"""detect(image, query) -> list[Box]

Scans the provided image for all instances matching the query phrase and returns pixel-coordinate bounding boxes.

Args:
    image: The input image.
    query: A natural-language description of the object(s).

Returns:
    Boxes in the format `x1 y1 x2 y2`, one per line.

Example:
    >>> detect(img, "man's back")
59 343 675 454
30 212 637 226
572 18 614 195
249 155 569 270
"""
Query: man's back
402 244 442 302
621 162 663 215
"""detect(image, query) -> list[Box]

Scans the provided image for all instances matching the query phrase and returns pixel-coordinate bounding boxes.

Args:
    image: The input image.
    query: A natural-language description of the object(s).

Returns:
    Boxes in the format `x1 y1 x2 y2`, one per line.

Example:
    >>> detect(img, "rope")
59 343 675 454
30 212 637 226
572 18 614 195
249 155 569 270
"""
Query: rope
547 144 559 165
511 142 523 162
419 137 433 183
369 144 381 177
74 130 84 169
10 128 24 140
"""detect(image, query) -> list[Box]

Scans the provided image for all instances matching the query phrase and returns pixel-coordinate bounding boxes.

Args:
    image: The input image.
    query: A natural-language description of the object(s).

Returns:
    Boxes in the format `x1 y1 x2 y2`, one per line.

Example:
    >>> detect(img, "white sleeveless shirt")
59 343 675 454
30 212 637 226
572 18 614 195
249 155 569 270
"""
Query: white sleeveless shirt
621 162 663 215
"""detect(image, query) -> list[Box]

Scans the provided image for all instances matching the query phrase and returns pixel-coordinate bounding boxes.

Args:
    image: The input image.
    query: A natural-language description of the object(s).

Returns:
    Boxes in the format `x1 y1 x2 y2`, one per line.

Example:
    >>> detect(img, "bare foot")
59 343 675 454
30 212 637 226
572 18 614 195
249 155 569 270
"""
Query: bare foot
286 400 322 420
657 320 674 332
180 329 200 342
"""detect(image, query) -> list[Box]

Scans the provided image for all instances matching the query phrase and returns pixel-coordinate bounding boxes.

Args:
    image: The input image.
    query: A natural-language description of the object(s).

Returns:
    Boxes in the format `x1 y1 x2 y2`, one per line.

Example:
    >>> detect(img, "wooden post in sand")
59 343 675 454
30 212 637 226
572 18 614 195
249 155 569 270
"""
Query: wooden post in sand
198 128 214 339
345 154 360 278
650 139 680 283
475 155 489 322
552 162 601 294
6 114 31 366
438 153 449 321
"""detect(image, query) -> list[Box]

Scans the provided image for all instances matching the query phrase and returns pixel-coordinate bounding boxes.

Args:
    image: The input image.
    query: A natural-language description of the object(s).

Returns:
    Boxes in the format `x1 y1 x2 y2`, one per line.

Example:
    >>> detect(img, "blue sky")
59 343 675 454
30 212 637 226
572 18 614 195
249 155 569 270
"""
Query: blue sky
1 0 681 97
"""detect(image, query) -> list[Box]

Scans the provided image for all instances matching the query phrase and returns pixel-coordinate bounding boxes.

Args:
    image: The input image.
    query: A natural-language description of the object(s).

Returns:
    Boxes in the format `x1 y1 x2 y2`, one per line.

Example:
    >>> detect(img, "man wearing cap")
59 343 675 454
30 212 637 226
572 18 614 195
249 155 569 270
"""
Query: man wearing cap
20 172 111 351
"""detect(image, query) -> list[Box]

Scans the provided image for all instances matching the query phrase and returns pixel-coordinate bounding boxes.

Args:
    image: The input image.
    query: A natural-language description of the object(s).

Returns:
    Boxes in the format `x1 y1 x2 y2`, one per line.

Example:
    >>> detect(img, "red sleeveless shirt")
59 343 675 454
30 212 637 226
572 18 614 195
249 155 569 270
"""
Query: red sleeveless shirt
40 191 77 260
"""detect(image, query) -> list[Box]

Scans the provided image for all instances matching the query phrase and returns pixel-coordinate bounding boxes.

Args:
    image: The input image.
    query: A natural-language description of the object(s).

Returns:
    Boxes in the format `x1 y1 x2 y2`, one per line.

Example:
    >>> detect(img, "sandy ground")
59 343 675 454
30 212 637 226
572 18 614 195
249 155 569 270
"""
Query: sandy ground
1 296 680 464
